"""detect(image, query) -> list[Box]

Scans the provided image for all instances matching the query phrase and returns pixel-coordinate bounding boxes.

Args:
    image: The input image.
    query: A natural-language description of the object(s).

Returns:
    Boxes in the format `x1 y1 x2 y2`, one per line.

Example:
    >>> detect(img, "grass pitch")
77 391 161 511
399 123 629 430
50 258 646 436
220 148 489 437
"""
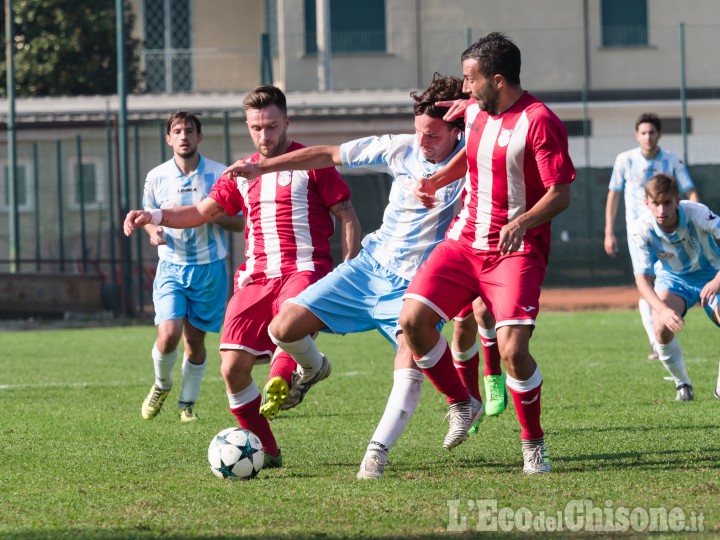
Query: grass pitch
1 309 718 539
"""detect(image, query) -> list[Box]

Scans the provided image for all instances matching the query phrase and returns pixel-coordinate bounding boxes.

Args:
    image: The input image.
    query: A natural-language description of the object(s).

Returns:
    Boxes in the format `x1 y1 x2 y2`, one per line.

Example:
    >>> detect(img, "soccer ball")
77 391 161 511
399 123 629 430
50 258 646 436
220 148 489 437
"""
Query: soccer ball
208 427 264 480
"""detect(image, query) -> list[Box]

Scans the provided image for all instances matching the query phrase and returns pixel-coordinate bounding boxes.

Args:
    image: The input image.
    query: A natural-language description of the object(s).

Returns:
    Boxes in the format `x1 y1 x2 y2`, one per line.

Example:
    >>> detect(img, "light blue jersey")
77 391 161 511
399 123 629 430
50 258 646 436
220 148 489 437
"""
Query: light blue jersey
632 201 720 276
609 147 695 223
143 155 229 265
340 134 465 281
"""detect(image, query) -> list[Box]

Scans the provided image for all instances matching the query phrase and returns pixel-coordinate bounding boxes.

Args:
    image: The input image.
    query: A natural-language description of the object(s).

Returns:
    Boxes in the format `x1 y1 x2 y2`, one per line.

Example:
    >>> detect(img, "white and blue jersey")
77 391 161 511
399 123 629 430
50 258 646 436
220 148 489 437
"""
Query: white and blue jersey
633 201 720 323
609 147 695 223
340 134 465 281
632 201 720 277
143 155 230 265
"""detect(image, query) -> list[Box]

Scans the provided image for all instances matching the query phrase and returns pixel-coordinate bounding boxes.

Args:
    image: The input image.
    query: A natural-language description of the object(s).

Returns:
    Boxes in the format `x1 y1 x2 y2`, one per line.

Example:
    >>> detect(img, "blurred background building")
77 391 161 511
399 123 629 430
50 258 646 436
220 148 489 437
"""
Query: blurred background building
1 0 719 315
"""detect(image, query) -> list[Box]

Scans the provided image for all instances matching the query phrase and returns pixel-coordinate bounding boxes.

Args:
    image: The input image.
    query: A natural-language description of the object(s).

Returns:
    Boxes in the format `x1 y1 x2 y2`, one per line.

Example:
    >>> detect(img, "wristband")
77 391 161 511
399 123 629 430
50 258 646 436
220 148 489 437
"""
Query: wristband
150 208 163 225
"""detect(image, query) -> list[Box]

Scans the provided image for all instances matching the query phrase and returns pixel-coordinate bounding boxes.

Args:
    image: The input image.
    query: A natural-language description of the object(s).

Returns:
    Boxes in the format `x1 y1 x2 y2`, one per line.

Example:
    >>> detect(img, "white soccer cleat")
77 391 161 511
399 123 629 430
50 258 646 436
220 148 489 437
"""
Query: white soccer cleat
443 396 484 450
357 450 389 479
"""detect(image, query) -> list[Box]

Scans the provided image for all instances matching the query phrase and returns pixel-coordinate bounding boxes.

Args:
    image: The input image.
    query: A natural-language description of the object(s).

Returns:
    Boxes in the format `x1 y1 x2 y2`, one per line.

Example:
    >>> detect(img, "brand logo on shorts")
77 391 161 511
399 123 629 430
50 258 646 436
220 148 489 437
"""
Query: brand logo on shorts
521 306 537 312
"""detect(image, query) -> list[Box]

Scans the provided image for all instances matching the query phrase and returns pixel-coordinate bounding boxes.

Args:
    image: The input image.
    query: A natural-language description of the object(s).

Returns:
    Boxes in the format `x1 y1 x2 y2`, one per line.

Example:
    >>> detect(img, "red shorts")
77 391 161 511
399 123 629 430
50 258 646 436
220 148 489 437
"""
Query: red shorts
220 271 324 362
405 239 547 328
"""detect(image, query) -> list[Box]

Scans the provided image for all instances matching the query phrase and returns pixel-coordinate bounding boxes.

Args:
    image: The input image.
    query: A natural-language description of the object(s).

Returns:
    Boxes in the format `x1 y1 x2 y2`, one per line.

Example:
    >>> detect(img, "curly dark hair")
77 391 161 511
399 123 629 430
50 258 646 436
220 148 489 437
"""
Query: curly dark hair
410 73 468 131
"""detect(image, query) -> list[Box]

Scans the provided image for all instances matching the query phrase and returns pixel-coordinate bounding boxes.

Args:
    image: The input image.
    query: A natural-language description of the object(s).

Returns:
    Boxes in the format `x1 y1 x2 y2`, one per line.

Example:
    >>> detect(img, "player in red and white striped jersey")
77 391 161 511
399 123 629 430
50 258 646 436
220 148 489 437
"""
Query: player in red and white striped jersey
400 33 575 474
125 86 361 467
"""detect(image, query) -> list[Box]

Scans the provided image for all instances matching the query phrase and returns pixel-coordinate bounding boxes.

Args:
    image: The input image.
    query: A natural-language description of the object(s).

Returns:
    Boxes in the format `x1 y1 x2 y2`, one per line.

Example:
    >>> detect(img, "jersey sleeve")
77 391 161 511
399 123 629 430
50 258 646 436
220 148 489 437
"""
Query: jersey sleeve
340 135 393 173
672 158 695 194
692 203 720 241
530 113 576 188
308 167 352 207
630 223 656 275
608 154 626 192
142 175 158 211
208 174 244 216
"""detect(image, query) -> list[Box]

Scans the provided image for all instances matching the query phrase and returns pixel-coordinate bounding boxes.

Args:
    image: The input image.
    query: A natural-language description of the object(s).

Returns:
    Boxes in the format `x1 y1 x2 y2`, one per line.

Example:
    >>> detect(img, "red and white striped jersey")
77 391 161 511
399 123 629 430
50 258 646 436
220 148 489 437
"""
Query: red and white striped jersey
447 92 575 255
210 141 351 288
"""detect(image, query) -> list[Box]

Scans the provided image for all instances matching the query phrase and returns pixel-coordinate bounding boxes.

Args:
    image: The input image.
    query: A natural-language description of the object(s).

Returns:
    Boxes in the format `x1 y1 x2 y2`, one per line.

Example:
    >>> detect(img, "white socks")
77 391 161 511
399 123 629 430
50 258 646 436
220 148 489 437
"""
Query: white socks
227 381 260 409
269 332 322 376
506 367 543 393
716 362 720 397
367 368 424 454
638 298 656 348
655 337 690 387
152 345 178 391
451 341 479 362
179 357 206 406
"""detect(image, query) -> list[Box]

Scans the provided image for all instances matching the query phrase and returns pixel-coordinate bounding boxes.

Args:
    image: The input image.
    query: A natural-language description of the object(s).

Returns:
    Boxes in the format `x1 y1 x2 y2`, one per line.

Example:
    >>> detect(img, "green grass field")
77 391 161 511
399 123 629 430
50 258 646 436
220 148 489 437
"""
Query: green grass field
1 309 718 539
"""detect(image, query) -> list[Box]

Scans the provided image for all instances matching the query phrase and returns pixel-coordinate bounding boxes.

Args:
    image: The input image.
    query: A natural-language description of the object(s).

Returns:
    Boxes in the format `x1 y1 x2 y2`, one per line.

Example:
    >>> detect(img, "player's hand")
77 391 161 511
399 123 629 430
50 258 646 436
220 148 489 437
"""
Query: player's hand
124 210 151 236
222 159 260 179
604 232 618 257
498 220 527 255
436 99 468 122
699 276 720 307
659 306 685 334
414 177 438 208
148 226 167 246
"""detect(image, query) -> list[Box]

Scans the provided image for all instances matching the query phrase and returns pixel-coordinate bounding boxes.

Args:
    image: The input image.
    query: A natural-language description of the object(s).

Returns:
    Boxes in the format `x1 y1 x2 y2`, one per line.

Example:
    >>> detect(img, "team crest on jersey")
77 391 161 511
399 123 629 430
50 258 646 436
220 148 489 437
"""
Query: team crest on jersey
278 171 293 187
497 128 513 147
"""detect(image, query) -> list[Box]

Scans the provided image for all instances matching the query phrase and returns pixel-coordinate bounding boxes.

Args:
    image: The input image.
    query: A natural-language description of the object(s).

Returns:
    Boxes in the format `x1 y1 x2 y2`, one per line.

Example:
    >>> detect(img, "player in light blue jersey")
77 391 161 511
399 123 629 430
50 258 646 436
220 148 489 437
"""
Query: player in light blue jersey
605 113 700 360
632 173 720 402
224 74 484 478
140 111 245 423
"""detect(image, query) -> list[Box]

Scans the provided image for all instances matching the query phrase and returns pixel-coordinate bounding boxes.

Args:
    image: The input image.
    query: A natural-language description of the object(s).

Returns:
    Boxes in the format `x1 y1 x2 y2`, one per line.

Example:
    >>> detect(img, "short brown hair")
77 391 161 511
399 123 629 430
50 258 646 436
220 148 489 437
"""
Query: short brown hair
166 111 201 135
645 173 679 200
410 73 468 131
636 112 661 132
242 85 287 114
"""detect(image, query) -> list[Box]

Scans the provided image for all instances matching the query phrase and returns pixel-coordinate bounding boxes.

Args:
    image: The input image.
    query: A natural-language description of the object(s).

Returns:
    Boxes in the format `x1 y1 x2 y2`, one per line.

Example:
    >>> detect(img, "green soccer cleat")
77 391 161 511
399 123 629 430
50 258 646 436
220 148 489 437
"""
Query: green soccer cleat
141 385 171 420
260 376 290 420
484 373 507 416
264 448 283 469
179 404 199 422
468 417 483 435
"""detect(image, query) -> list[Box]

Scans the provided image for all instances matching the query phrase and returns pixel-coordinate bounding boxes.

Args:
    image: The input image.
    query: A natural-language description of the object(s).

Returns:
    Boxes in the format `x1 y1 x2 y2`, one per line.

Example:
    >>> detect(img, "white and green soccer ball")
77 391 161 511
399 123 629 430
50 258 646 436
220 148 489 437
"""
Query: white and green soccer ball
208 427 264 480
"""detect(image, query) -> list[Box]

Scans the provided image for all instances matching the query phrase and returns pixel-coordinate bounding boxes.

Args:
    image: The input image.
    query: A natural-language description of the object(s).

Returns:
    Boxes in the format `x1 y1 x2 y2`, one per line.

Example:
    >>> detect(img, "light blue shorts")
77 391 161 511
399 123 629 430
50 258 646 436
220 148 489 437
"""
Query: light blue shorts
655 267 720 327
290 250 412 350
153 259 228 332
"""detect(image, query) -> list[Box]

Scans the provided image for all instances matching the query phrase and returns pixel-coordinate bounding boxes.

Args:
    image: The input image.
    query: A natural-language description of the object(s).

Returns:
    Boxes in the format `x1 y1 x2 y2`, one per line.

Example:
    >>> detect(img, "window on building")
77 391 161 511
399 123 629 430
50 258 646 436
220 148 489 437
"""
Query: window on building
562 120 592 137
659 117 693 135
143 0 193 93
305 0 386 54
68 159 105 209
1 162 32 212
601 0 648 48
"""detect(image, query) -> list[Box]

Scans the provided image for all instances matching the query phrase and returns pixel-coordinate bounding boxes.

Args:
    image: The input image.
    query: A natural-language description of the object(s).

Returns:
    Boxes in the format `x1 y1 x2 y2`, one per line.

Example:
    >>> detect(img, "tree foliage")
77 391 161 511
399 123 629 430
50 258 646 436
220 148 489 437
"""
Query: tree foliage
0 0 143 97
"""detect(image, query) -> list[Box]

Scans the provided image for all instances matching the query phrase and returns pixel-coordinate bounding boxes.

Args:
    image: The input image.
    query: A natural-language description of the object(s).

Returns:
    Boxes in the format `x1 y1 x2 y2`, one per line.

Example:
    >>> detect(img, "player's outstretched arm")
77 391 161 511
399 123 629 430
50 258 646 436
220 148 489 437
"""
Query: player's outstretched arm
123 197 226 237
436 99 468 122
329 199 361 261
223 145 342 178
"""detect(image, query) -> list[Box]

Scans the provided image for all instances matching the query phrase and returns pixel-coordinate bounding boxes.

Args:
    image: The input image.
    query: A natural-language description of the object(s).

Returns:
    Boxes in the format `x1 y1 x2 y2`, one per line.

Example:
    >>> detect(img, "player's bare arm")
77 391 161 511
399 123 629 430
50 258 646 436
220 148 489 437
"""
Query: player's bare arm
700 271 720 311
635 273 685 333
212 213 246 232
329 199 361 260
686 188 700 203
223 145 343 178
414 147 468 208
498 184 571 255
604 190 621 257
436 99 468 122
123 197 225 237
